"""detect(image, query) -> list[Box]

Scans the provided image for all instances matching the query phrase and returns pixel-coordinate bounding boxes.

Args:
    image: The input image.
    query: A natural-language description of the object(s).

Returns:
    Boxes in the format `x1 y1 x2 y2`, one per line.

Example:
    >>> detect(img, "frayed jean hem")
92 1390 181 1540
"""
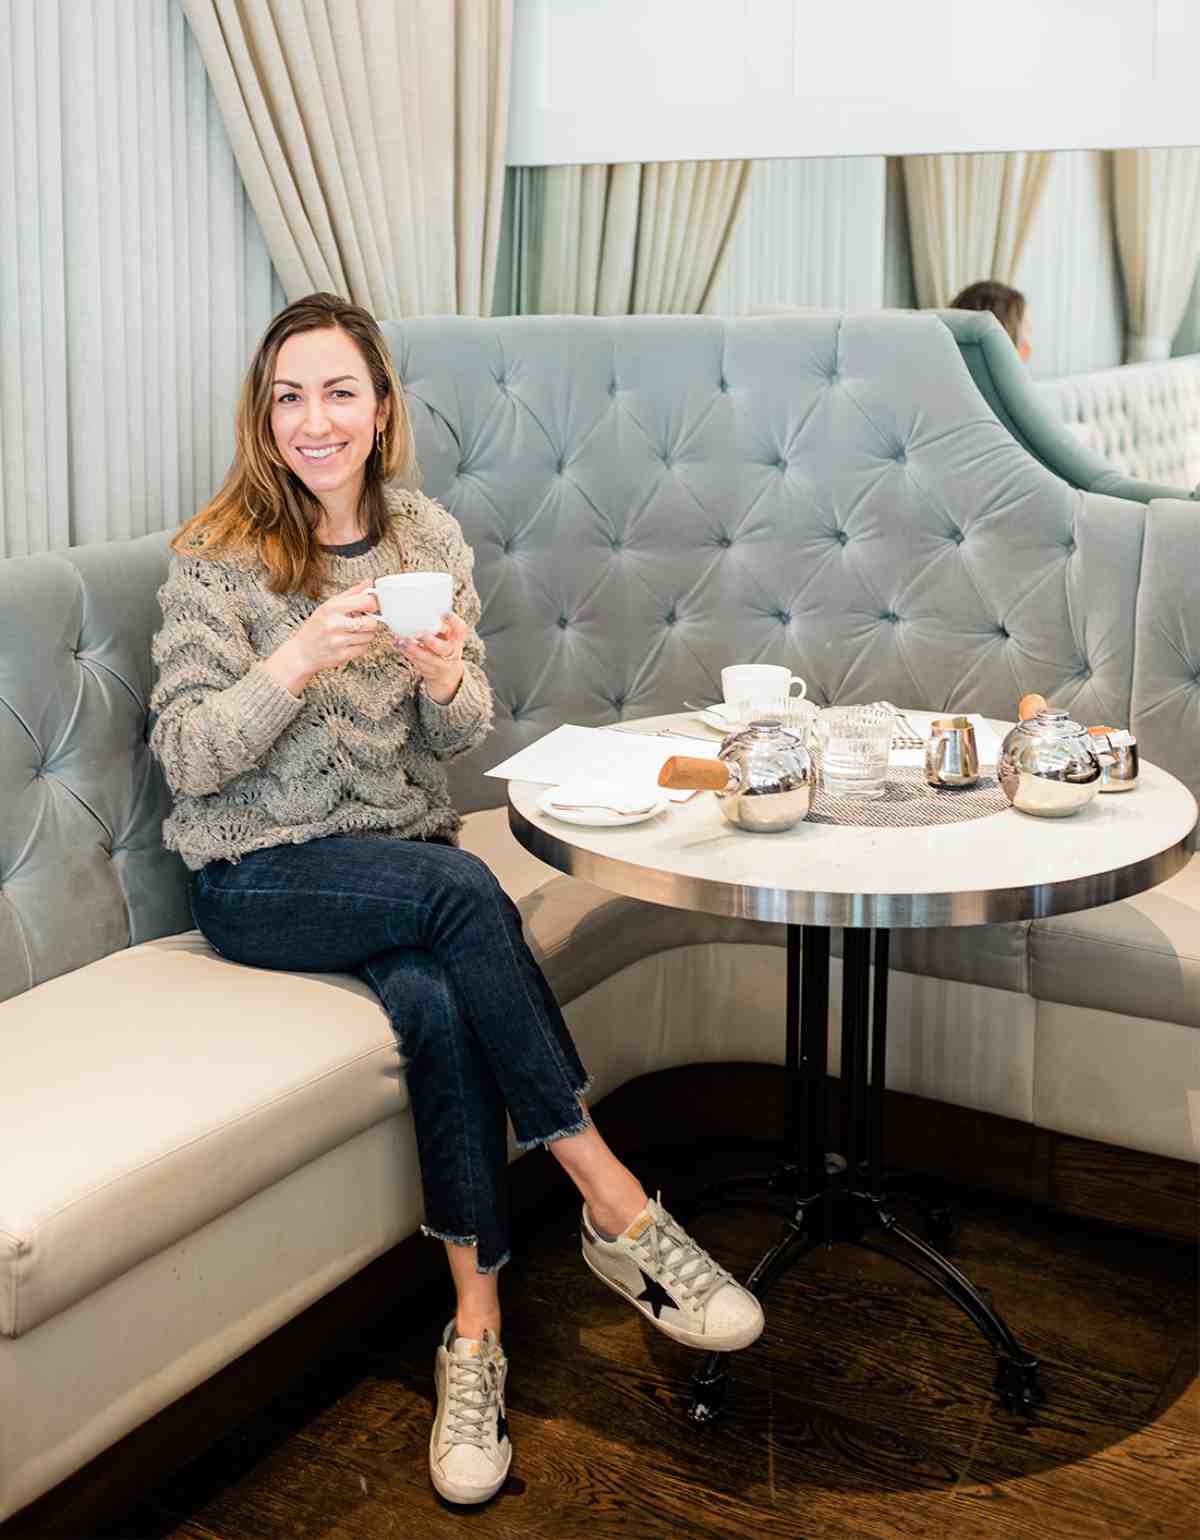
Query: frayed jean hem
515 1106 593 1152
514 1074 595 1152
419 1223 510 1276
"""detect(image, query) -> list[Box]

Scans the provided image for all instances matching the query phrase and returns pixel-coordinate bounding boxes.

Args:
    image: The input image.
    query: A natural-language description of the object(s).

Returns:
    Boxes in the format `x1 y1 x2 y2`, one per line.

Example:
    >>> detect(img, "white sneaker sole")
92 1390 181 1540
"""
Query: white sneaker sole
428 1439 512 1506
582 1245 764 1353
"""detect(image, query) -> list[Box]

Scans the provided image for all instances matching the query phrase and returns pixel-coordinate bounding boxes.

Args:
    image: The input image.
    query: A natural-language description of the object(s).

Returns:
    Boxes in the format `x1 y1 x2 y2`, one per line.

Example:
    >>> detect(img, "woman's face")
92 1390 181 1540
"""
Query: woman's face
270 326 388 512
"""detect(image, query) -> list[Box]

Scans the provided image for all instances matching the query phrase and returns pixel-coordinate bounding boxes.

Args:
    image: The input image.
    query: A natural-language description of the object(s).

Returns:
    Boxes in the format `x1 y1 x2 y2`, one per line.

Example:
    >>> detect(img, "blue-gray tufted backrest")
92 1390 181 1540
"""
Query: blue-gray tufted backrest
386 313 1144 811
1 312 1194 1004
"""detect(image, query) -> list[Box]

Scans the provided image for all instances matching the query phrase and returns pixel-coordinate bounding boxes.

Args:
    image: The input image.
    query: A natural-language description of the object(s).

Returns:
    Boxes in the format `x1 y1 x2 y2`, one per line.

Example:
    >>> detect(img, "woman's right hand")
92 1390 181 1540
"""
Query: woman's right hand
265 579 385 694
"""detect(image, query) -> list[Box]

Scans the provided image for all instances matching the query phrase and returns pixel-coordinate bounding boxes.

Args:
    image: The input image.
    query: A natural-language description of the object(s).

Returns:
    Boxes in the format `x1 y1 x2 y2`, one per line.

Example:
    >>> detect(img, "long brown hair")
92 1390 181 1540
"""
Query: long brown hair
949 281 1026 350
171 293 416 597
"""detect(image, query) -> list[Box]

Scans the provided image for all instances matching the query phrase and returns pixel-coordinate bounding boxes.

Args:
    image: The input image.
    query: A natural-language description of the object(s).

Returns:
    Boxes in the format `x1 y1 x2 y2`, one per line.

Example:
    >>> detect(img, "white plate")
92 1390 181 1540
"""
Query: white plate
538 785 668 827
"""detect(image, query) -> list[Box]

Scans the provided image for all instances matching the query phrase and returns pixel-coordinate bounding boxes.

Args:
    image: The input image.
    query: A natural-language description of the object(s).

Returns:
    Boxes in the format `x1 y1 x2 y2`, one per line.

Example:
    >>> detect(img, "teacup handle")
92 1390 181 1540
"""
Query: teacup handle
787 676 808 701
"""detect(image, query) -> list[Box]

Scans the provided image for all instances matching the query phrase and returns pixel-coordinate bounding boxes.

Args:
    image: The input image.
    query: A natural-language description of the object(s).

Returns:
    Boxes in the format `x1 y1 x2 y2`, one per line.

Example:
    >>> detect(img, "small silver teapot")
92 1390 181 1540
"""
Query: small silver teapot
658 719 814 831
998 706 1105 817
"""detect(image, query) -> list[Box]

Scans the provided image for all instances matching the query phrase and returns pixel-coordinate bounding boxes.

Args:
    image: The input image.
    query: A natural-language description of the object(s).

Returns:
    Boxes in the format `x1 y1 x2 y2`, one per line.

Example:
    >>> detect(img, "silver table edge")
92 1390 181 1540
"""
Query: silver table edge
507 801 1196 929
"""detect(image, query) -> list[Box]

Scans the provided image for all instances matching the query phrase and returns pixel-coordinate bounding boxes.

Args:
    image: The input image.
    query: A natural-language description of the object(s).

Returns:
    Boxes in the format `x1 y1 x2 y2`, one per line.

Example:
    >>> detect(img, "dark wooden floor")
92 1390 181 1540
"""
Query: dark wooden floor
97 1160 1198 1540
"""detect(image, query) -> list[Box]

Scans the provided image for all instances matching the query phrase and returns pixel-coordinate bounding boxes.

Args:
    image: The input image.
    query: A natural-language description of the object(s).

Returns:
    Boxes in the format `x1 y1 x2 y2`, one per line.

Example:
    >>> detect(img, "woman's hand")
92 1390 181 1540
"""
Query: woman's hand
267 579 384 693
394 611 469 705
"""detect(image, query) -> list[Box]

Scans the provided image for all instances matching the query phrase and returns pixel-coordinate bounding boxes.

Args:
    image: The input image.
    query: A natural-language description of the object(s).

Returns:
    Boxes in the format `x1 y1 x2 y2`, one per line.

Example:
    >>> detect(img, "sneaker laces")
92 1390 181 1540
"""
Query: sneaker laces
629 1194 732 1309
445 1351 502 1452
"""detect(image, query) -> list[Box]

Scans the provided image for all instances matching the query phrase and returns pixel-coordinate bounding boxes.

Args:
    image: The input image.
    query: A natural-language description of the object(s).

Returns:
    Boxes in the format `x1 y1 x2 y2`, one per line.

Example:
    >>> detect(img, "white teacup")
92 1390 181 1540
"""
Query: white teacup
370 572 453 638
721 664 808 720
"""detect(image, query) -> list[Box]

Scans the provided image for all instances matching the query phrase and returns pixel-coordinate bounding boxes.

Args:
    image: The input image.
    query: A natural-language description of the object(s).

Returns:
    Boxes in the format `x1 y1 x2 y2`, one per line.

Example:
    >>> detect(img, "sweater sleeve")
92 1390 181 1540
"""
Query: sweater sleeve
148 554 306 798
415 506 494 762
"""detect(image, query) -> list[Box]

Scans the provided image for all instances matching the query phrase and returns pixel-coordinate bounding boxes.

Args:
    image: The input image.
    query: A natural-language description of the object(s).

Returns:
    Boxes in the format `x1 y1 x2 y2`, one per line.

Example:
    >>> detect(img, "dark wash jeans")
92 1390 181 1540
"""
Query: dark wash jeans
188 834 592 1273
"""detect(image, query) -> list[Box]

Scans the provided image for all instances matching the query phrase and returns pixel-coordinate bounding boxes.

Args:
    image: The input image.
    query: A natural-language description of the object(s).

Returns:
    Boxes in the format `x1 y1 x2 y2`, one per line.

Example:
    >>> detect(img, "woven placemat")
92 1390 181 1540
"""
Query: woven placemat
807 765 1009 828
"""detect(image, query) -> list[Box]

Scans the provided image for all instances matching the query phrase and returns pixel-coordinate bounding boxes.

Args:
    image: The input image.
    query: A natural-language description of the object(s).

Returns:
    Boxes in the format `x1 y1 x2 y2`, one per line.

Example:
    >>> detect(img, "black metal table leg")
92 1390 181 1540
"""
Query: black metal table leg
687 922 1044 1425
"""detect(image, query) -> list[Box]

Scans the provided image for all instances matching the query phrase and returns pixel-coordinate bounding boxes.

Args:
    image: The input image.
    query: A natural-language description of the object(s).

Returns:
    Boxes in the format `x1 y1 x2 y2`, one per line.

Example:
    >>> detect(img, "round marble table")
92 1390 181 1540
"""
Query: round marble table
507 712 1198 1421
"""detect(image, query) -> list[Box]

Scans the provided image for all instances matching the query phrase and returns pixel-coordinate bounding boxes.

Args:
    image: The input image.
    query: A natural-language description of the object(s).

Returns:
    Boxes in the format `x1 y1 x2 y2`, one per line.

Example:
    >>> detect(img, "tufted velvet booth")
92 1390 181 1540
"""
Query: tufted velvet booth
2 313 1199 1008
1039 354 1200 494
2 312 1199 1527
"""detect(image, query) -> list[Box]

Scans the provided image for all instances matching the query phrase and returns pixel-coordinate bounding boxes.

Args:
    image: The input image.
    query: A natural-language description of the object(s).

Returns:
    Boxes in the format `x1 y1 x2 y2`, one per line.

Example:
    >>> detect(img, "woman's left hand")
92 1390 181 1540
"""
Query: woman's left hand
394 611 469 705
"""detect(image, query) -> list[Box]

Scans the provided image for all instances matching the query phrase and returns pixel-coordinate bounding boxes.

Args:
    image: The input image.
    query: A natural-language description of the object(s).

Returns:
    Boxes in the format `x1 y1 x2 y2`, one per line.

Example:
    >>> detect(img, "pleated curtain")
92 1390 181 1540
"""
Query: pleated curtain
902 152 1055 310
509 160 752 315
1112 148 1200 363
182 0 512 317
0 0 284 557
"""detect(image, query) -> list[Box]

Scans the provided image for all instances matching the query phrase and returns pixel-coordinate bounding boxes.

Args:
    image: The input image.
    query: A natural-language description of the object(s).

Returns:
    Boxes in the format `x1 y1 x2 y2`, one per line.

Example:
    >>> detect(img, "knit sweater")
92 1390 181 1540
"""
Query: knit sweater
148 489 493 871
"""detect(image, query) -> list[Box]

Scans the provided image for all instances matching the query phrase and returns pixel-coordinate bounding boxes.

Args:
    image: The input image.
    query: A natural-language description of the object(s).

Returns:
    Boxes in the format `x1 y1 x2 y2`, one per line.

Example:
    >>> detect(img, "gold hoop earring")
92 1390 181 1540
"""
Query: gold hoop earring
375 428 384 456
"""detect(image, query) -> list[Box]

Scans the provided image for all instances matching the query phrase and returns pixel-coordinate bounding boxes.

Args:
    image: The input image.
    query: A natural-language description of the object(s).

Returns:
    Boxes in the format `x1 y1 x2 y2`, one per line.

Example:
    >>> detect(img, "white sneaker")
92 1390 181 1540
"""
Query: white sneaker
429 1320 511 1505
581 1194 765 1352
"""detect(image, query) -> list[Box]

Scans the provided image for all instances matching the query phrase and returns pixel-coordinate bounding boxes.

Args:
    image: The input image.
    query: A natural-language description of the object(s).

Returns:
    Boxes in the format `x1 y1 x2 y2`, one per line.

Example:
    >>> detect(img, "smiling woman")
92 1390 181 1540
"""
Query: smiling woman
270 328 391 545
170 292 416 599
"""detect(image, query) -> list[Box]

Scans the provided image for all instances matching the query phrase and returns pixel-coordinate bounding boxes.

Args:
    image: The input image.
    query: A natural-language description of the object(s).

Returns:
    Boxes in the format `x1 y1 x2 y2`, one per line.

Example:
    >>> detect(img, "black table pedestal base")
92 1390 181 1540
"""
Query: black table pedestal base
683 925 1044 1425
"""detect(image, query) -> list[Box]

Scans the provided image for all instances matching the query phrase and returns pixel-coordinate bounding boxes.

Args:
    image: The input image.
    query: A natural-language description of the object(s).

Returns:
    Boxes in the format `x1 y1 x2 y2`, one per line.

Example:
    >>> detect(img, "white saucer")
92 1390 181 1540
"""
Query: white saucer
538 784 667 828
695 705 737 732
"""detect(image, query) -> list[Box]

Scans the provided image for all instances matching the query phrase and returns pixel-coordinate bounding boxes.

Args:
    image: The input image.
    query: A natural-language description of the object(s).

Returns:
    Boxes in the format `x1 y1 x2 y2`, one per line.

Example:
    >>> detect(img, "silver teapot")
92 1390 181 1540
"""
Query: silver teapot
658 719 814 831
998 707 1106 817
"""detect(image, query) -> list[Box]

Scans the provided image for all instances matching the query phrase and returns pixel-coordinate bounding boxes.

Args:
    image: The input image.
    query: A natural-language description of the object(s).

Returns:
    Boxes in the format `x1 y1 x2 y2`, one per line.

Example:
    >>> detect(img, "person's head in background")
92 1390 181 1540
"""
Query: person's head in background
950 281 1032 364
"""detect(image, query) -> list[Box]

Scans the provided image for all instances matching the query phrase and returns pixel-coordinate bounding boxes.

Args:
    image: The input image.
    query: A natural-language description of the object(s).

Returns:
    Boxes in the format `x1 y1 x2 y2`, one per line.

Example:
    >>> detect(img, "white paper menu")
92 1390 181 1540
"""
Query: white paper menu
486 724 720 803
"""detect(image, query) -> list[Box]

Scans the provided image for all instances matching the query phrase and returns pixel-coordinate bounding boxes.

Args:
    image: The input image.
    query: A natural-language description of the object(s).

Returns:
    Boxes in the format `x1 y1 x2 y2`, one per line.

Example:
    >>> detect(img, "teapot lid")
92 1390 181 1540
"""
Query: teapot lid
1024 706 1084 738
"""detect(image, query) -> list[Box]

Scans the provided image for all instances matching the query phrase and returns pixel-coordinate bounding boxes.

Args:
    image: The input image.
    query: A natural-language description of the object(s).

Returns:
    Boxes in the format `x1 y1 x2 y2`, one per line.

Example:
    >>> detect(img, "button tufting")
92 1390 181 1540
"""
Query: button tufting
774 458 787 471
884 610 899 623
836 530 849 545
496 375 507 390
610 538 623 551
557 615 569 629
953 530 965 545
776 609 792 625
608 379 618 396
613 695 626 710
829 369 840 384
556 457 565 474
665 609 677 625
502 538 513 554
1064 538 1076 553
894 448 907 464
997 624 1009 638
718 534 733 548
718 377 729 393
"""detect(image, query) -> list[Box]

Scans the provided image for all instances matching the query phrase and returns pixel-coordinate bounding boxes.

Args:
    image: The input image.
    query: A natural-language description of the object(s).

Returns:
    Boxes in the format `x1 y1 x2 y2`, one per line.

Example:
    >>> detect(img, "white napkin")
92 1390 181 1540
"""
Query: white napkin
544 779 659 815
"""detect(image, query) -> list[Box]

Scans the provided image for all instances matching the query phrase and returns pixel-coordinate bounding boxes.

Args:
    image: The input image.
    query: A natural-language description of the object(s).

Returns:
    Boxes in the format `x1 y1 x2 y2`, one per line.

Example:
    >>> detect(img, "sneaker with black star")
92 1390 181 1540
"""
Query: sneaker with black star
429 1320 511 1505
580 1194 764 1352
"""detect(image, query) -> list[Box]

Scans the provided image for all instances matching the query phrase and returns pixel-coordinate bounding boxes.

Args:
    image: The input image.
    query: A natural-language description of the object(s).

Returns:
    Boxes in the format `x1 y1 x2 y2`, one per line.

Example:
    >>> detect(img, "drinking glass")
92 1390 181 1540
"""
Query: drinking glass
814 704 895 797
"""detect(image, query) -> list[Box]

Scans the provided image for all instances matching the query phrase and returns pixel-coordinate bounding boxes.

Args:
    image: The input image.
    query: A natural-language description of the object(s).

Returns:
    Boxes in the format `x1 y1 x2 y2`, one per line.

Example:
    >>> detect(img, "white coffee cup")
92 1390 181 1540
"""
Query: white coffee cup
721 664 808 711
370 572 453 638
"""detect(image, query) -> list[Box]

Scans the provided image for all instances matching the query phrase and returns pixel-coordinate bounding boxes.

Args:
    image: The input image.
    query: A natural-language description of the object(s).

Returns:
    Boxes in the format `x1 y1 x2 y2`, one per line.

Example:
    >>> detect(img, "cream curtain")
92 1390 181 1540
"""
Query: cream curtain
0 0 284 557
1112 148 1200 363
902 152 1055 310
509 160 752 315
182 0 512 317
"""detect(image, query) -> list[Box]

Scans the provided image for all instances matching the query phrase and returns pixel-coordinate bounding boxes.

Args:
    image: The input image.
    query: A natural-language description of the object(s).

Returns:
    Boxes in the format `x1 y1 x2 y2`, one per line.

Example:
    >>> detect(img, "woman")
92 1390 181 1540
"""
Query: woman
949 280 1033 363
148 292 762 1507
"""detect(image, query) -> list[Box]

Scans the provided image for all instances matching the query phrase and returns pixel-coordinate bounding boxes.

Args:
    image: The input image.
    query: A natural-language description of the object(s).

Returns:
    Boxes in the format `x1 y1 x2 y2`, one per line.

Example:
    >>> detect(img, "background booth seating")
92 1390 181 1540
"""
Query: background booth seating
1 312 1197 1526
1037 354 1200 494
936 310 1200 504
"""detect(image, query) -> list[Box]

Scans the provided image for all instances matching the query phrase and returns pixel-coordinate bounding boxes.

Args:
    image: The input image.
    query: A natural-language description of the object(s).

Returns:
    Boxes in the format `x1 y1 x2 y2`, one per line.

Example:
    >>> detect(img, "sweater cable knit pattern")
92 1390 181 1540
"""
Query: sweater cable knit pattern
148 489 493 871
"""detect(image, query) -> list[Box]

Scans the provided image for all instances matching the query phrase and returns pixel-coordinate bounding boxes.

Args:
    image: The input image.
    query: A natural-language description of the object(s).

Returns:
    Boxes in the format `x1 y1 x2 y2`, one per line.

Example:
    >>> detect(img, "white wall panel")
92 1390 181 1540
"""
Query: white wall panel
707 157 886 316
510 0 1200 167
0 0 285 557
1015 152 1125 381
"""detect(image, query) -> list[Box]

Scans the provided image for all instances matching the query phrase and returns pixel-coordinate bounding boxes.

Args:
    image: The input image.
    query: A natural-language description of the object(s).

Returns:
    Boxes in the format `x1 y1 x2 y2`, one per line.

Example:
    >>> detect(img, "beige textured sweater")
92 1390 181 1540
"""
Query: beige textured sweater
149 489 493 871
